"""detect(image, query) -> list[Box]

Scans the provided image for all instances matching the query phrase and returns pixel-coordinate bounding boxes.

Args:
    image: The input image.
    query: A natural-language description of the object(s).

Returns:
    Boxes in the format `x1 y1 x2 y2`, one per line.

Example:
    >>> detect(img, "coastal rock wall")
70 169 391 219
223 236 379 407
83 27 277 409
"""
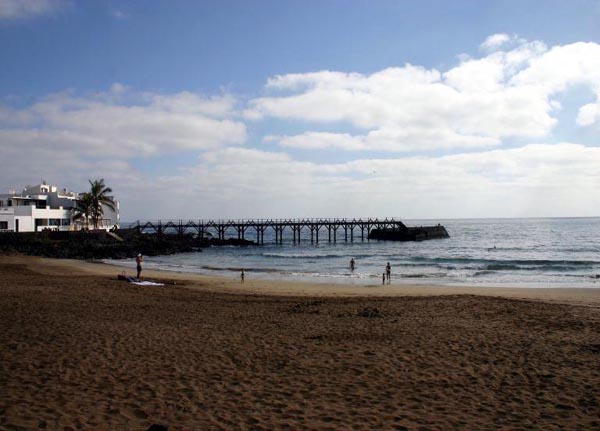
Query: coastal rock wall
0 230 259 260
0 230 198 259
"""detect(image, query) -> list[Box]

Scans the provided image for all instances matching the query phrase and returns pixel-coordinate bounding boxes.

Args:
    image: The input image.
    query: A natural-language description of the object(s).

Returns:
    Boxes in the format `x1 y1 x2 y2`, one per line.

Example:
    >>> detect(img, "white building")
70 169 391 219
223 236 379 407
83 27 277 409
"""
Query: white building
0 182 119 232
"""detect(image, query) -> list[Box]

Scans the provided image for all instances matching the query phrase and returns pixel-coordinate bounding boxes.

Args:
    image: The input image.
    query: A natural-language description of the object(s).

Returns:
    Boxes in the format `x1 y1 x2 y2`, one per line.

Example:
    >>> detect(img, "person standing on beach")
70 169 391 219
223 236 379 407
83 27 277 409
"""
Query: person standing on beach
382 273 386 285
350 258 355 272
241 269 245 283
136 254 143 279
386 262 391 284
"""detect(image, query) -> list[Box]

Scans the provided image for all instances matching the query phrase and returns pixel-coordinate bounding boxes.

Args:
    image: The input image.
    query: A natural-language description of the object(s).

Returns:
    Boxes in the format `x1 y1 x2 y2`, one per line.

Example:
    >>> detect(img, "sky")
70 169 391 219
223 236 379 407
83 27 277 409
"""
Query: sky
1 0 599 221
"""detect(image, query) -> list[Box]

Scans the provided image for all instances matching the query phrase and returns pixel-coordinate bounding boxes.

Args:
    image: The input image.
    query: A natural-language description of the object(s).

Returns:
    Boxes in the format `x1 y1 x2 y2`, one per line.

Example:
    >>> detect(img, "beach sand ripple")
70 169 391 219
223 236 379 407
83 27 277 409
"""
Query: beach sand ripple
1 261 600 430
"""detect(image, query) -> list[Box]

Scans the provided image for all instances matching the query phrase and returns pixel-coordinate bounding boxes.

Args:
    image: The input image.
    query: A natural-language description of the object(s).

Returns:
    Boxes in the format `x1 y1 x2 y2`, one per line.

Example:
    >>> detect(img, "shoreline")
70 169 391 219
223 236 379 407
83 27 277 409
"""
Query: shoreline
4 254 600 307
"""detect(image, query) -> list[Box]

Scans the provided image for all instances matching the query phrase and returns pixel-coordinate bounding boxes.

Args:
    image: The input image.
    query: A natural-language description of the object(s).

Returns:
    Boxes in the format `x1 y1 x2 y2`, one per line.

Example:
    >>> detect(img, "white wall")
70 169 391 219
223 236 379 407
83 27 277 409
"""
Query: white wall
0 206 73 232
0 208 15 231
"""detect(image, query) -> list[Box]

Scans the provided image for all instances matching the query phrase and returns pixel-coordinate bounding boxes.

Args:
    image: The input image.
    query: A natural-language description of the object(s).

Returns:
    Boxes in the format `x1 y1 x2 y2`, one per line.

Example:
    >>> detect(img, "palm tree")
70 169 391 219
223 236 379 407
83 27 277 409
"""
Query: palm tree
72 192 93 231
88 179 116 230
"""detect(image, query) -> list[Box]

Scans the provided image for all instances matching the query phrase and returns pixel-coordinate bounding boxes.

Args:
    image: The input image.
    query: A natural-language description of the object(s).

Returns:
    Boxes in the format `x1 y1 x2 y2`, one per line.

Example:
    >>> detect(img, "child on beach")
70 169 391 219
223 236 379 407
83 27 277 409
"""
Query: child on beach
241 269 245 283
382 273 386 285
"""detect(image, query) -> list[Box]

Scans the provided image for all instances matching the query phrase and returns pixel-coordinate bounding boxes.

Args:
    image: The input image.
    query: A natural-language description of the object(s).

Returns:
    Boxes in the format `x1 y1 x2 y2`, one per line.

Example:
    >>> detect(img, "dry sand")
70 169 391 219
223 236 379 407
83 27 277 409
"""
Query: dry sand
1 255 600 430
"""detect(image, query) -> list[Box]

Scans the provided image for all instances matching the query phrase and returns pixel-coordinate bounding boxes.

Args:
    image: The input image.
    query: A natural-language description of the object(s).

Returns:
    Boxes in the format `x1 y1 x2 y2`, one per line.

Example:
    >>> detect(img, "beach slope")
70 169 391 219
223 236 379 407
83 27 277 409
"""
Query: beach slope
1 255 600 430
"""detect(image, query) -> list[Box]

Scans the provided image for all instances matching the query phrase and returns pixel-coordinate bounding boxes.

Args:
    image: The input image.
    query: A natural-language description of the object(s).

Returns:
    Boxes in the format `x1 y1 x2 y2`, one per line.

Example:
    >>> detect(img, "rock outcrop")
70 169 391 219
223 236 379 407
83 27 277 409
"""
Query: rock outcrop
368 224 449 241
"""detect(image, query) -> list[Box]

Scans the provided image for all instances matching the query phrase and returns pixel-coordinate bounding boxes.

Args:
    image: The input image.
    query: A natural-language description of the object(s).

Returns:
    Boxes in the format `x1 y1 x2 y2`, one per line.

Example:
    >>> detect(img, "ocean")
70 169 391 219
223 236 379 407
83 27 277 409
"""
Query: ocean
108 218 600 288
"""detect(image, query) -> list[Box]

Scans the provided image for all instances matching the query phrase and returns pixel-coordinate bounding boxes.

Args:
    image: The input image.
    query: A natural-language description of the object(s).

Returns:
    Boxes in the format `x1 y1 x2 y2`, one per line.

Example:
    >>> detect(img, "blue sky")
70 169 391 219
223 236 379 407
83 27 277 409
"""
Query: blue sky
1 0 600 220
2 1 598 96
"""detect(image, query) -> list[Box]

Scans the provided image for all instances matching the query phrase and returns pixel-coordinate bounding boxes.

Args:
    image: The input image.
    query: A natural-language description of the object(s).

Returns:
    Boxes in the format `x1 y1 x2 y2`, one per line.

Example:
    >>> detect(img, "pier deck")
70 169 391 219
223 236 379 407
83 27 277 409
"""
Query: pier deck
132 218 406 244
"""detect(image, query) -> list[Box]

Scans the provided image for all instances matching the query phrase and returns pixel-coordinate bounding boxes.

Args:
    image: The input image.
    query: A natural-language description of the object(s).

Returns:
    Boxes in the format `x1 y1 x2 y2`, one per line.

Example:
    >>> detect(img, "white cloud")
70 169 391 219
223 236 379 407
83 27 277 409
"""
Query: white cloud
148 92 238 118
480 33 511 50
0 86 248 199
268 129 498 152
109 83 127 94
4 133 595 220
3 36 600 219
479 33 524 51
266 132 367 151
0 0 64 20
109 143 600 220
479 33 528 52
576 101 600 126
510 42 600 93
0 87 247 158
249 38 600 153
112 10 128 20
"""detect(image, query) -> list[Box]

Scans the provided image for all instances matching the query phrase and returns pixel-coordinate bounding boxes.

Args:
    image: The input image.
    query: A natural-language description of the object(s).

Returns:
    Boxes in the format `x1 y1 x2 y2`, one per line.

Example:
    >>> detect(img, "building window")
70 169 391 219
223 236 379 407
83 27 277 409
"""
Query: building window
62 219 71 226
0 221 7 230
49 219 61 226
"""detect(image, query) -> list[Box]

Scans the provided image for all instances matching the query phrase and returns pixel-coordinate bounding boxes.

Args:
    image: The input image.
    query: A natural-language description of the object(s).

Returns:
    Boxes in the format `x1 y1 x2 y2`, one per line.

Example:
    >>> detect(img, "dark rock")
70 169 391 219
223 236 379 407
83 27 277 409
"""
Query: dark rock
207 238 257 246
0 228 264 260
0 230 200 260
369 224 449 241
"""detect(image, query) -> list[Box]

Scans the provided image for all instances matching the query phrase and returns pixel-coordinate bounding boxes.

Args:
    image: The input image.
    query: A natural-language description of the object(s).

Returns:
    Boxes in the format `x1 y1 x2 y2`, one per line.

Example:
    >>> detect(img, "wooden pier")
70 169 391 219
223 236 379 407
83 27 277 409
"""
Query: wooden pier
132 218 405 245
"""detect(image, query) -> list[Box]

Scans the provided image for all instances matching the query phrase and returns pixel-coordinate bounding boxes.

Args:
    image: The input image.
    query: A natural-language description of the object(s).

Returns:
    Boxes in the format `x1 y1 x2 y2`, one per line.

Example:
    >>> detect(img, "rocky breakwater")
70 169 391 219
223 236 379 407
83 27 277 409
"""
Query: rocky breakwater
368 222 449 241
0 229 258 260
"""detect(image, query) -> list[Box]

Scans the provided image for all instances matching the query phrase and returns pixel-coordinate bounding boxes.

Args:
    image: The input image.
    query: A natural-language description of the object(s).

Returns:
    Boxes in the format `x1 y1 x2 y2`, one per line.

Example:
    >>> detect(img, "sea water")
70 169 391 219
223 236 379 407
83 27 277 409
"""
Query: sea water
108 218 600 287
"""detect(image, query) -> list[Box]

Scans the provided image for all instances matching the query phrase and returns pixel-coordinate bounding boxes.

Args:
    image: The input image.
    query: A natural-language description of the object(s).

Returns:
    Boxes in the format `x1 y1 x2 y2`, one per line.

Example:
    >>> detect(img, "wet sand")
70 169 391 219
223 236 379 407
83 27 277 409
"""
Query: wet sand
1 255 600 430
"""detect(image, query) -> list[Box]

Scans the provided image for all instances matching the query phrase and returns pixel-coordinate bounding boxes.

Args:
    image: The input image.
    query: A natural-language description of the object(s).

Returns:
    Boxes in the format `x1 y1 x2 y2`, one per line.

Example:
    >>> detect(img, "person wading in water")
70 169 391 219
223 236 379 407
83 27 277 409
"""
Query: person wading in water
385 262 391 284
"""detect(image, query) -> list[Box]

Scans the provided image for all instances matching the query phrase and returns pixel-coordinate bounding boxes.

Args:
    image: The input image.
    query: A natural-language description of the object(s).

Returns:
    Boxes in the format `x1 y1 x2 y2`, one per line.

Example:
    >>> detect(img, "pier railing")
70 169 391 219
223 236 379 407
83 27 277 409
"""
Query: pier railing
126 218 405 244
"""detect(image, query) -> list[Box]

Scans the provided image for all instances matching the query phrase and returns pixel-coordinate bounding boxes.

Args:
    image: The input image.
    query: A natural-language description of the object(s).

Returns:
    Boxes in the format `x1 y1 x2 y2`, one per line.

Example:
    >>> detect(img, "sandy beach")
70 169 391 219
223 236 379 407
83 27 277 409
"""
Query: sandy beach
1 254 600 430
